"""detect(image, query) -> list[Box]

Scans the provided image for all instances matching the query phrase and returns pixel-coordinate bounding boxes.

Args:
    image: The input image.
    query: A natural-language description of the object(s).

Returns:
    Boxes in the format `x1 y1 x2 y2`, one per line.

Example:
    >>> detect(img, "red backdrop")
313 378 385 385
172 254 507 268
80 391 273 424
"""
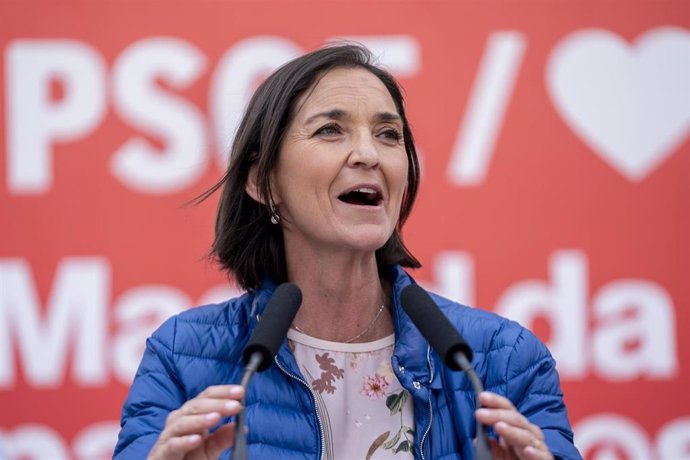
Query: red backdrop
1 1 689 458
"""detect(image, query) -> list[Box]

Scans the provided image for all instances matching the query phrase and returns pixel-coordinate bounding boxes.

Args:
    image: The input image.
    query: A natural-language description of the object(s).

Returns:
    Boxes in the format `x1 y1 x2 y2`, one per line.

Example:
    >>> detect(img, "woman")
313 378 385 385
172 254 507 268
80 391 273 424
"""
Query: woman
115 44 581 460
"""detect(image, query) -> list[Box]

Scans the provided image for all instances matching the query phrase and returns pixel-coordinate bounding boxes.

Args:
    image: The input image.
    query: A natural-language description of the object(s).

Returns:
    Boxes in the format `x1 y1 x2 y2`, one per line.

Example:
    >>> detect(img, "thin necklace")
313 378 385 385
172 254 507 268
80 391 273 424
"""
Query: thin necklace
292 303 387 343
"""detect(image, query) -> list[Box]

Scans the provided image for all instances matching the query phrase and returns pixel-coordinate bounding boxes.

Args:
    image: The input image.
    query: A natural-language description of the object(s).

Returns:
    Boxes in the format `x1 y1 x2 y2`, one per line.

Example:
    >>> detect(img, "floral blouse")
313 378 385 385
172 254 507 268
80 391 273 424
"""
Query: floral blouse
287 330 415 460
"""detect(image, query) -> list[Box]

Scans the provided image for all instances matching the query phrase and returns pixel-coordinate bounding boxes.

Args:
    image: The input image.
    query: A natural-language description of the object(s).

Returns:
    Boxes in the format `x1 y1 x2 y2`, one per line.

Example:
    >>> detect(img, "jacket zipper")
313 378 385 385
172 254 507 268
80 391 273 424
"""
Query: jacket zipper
274 355 326 460
418 346 434 460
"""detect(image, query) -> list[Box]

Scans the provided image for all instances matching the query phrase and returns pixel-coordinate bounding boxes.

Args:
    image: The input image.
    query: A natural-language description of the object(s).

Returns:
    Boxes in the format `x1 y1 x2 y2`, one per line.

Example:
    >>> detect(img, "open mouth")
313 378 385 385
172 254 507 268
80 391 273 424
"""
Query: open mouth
338 187 383 206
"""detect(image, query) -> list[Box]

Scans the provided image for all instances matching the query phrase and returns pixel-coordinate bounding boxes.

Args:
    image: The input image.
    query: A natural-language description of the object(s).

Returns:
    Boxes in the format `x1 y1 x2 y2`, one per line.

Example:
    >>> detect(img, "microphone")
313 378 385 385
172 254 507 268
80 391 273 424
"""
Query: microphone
242 282 303 370
233 282 302 460
400 284 492 460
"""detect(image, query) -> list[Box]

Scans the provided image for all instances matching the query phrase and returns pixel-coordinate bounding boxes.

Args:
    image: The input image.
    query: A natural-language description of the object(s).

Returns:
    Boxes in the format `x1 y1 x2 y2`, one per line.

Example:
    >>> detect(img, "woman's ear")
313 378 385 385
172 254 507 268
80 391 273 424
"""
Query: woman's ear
245 164 264 204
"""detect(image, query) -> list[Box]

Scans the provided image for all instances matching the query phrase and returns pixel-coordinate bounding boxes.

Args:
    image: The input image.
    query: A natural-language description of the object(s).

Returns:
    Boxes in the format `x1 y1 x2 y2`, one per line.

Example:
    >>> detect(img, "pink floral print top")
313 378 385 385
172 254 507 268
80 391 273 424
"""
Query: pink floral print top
287 330 415 460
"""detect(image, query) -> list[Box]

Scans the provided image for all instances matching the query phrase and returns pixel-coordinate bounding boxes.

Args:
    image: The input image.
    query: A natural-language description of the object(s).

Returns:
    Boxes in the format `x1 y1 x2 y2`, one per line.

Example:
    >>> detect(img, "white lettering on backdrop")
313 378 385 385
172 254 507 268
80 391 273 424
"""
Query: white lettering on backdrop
5 30 687 193
0 258 109 387
0 251 676 388
421 250 678 381
2 31 685 460
111 37 208 193
447 31 527 186
0 421 120 460
5 40 107 194
573 414 690 459
0 258 239 388
211 36 304 164
4 35 419 195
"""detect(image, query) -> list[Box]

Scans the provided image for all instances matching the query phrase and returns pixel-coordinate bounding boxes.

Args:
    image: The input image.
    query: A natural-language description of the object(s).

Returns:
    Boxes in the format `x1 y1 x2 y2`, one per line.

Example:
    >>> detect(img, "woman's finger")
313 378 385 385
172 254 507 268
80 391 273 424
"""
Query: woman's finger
476 392 544 439
484 422 553 460
151 385 245 460
147 433 202 460
476 408 528 427
179 397 243 418
475 407 544 440
203 422 238 459
487 437 512 460
475 391 552 459
198 385 245 400
479 391 516 410
162 412 221 439
494 421 534 449
493 421 553 460
523 443 554 460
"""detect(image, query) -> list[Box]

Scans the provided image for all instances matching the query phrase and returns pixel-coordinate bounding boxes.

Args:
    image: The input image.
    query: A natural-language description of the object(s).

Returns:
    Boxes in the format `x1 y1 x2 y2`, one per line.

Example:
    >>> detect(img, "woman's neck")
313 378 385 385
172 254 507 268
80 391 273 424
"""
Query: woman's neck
284 249 392 343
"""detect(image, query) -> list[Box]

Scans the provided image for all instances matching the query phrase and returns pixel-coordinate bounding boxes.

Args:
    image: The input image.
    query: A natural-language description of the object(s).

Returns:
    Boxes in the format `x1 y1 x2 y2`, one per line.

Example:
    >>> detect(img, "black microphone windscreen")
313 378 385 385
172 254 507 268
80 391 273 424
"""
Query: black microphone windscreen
400 284 473 370
242 282 302 371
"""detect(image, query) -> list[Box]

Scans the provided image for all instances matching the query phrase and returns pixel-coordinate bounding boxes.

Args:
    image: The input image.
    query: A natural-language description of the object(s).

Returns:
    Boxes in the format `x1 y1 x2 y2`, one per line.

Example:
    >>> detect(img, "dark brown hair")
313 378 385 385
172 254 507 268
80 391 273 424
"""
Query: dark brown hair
201 43 421 290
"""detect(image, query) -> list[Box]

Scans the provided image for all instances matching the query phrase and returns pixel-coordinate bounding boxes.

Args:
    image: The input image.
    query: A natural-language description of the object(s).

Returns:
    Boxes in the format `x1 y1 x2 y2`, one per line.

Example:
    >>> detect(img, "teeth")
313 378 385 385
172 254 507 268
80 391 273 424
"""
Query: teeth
338 187 381 206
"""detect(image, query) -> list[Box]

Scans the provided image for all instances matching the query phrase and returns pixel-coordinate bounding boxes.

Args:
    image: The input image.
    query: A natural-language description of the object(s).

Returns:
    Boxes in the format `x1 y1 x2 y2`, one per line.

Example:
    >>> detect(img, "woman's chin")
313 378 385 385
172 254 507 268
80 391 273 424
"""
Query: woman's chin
338 232 393 254
285 224 394 256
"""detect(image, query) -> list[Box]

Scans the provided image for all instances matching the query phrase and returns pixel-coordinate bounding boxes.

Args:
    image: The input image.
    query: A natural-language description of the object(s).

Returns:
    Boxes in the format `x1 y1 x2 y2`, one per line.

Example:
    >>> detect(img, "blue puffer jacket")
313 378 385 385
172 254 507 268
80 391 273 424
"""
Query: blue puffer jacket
115 266 581 459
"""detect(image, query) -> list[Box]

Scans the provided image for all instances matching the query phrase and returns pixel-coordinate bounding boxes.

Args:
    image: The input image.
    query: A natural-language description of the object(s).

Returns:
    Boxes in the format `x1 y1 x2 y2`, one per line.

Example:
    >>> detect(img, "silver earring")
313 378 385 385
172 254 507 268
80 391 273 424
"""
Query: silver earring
268 197 280 225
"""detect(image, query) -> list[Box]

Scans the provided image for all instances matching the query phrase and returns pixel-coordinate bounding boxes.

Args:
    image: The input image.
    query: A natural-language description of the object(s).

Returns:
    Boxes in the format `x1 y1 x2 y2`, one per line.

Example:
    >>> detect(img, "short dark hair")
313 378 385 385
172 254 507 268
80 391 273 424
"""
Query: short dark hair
202 43 421 291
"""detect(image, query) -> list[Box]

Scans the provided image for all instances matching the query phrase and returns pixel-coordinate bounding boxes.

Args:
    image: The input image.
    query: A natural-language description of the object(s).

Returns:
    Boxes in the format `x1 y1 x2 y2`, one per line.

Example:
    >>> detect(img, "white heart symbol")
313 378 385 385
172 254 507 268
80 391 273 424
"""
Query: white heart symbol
546 27 690 181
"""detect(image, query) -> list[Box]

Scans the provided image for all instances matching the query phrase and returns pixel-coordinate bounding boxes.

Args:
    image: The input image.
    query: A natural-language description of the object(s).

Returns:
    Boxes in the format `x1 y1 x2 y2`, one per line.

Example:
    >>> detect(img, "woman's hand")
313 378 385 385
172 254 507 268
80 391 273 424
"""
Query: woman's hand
475 391 554 460
148 385 245 460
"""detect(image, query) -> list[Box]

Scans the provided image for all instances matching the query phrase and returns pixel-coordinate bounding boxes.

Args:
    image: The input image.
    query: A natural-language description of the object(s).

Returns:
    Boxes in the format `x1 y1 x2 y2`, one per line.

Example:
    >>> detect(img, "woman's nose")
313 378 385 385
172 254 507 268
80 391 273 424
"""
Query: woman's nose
347 133 380 168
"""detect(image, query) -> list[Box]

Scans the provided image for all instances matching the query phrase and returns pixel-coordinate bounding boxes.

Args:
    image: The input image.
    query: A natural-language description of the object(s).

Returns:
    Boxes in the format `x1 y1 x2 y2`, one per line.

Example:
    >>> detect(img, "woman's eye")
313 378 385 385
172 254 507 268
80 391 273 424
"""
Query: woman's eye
381 128 402 142
315 124 341 136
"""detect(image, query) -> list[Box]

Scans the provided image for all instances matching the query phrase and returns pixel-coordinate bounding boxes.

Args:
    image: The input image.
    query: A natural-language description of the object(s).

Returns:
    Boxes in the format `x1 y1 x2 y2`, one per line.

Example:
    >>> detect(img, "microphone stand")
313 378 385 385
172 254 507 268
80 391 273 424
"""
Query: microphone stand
232 352 263 460
453 353 492 460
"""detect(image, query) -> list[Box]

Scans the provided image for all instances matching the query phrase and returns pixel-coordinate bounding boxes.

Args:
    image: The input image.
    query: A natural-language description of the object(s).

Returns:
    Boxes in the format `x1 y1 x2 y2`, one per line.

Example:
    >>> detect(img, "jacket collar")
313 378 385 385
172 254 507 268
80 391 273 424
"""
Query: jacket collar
388 265 443 390
245 278 279 328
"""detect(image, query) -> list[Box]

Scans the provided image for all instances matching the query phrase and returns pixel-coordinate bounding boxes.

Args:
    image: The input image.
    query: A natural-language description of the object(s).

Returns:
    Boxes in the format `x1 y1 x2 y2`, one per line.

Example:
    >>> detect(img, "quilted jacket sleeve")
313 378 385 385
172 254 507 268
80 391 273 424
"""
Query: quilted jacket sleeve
114 317 185 459
504 326 582 460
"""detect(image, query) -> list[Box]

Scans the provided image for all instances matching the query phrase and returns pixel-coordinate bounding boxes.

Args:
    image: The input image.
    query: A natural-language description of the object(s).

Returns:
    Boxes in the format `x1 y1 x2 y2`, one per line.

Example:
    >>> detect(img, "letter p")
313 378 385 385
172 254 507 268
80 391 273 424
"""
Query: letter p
5 40 106 194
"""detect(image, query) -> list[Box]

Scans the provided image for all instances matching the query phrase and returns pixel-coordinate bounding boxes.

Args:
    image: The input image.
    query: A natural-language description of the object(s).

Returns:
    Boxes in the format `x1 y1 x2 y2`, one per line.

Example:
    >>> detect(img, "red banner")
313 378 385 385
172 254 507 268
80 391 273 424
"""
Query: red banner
1 1 689 458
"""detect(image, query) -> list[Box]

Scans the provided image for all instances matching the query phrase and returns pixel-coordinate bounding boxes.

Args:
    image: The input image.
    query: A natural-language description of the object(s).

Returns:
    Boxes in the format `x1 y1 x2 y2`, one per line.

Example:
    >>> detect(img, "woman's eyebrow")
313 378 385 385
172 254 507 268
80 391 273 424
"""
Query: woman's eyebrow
304 110 401 125
304 109 348 125
373 112 402 124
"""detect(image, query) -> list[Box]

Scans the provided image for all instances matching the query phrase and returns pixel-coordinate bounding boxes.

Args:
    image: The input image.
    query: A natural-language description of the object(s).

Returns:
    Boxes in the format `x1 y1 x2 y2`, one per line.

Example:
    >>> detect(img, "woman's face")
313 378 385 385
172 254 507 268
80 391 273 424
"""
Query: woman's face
271 67 409 258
